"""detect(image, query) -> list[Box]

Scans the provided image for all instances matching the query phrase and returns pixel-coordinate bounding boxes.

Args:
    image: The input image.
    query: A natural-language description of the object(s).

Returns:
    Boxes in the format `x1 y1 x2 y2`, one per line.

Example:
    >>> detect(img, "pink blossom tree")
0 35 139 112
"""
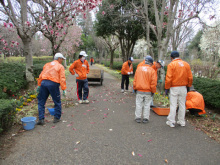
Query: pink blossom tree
0 0 102 83
60 24 82 65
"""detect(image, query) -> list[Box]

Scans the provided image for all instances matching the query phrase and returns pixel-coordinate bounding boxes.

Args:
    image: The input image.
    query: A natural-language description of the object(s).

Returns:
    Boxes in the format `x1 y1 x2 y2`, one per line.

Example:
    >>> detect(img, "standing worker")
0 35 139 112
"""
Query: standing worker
36 53 67 125
165 51 193 128
137 59 164 107
69 51 90 104
186 86 206 116
90 57 94 66
121 57 134 93
133 56 157 123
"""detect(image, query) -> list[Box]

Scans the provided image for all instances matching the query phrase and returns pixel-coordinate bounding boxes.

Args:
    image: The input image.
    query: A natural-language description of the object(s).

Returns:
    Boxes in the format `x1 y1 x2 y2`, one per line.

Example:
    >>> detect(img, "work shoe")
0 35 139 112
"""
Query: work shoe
135 118 141 123
83 100 89 104
36 119 45 125
53 117 61 123
121 89 124 93
177 121 185 127
125 89 129 92
78 100 83 104
166 121 175 128
142 118 149 123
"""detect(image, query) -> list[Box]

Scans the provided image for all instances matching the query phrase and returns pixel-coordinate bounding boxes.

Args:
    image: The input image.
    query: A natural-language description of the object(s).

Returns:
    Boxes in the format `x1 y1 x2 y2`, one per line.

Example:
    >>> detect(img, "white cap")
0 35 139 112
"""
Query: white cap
79 51 88 57
54 53 66 60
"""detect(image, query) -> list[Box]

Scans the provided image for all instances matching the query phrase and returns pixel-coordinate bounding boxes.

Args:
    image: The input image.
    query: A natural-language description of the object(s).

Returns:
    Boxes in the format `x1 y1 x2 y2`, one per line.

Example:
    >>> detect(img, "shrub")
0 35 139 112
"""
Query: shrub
0 99 17 133
0 63 27 98
33 64 45 78
193 77 220 110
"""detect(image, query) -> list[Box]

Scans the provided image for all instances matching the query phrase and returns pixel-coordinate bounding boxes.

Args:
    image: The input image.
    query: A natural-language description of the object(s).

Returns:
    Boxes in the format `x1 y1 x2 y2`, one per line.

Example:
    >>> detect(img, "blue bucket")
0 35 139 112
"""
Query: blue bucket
47 107 55 116
21 117 36 130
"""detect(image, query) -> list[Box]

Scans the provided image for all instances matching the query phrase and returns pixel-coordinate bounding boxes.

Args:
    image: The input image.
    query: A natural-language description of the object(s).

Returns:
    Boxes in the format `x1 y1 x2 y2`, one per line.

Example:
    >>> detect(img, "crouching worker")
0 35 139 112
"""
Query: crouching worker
186 86 206 116
37 53 67 125
133 56 157 123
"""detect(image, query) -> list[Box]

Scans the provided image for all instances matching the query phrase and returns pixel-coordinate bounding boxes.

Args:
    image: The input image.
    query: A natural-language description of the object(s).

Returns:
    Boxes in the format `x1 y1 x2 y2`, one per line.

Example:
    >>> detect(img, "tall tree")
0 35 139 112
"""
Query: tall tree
0 0 102 83
95 0 145 62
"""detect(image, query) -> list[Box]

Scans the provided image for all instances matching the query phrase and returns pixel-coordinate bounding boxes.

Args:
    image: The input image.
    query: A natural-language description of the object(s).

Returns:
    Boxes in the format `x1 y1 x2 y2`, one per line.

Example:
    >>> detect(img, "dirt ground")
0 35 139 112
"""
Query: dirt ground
186 109 220 143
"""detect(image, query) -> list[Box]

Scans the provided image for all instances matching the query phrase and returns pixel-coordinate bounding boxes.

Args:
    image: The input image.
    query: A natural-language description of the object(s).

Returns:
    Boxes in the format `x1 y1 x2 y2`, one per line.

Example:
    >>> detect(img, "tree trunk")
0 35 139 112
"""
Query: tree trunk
23 38 35 89
110 49 114 68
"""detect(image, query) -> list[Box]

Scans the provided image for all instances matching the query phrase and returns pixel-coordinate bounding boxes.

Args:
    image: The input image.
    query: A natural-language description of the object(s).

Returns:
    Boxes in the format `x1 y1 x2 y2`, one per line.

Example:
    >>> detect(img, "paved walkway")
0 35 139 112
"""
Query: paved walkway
1 65 220 165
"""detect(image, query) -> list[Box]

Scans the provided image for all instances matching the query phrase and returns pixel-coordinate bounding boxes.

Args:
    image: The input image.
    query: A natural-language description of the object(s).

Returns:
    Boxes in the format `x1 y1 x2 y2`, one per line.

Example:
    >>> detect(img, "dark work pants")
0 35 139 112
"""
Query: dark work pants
37 80 61 120
121 75 129 90
76 79 89 100
90 62 93 66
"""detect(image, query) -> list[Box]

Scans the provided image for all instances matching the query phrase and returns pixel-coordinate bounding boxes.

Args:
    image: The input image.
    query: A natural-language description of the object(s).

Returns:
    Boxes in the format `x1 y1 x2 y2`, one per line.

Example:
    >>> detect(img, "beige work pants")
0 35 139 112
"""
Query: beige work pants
167 86 187 125
135 93 152 119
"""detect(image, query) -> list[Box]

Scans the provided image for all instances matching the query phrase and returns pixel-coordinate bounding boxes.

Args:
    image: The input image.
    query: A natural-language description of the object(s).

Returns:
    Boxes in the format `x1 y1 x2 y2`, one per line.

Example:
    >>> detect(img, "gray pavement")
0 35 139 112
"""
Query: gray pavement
1 64 220 165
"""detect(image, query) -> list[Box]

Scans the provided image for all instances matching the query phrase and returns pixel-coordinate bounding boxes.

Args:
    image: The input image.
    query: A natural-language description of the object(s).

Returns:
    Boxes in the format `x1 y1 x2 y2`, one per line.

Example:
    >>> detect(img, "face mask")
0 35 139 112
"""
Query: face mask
81 57 85 62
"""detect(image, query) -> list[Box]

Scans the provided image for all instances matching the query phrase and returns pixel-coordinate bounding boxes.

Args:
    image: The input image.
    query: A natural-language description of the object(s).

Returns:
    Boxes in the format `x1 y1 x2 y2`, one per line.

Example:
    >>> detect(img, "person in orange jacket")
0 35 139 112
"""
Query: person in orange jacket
36 53 67 125
121 57 134 93
69 51 90 104
186 86 206 116
137 59 164 107
90 57 94 66
165 51 193 128
133 56 157 123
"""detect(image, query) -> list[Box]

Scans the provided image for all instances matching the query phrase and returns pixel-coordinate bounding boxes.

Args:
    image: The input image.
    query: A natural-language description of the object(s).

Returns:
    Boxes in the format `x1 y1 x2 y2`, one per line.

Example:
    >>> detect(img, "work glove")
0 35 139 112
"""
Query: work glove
37 86 40 93
63 90 67 97
158 79 162 83
127 72 130 75
75 73 79 77
165 89 169 96
131 71 133 74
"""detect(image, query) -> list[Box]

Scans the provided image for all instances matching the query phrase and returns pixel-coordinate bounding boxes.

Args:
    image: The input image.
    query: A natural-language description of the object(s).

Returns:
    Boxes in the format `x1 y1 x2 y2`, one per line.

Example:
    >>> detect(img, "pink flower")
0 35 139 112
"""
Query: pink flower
164 11 168 16
50 30 54 34
9 23 13 28
110 4 114 9
3 47 6 50
102 11 105 15
3 22 7 28
63 32 66 35
54 45 58 49
56 22 59 26
26 21 31 26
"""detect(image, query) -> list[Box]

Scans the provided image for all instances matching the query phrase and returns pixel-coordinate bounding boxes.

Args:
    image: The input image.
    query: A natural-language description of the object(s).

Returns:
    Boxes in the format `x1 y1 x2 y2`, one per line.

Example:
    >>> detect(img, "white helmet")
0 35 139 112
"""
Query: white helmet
54 53 66 60
79 51 88 57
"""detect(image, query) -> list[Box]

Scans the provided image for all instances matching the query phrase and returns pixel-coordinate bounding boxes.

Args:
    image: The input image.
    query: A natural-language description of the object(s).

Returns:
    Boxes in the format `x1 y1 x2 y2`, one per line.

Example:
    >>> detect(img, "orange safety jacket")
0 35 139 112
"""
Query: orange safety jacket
165 58 193 89
137 61 158 78
38 60 66 90
69 59 90 80
133 64 157 93
90 58 94 62
186 91 206 115
121 61 133 75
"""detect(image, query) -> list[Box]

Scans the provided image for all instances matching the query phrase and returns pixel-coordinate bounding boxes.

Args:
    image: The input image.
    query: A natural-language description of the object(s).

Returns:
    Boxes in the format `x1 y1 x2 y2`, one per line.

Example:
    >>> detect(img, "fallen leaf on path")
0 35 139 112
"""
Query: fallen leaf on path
138 154 143 157
83 113 87 115
91 122 96 124
164 159 168 163
67 124 73 127
51 126 55 128
142 133 145 135
63 120 67 123
132 151 135 156
148 139 152 142
72 128 76 130
76 141 80 144
74 148 78 151
12 134 16 136
109 129 113 131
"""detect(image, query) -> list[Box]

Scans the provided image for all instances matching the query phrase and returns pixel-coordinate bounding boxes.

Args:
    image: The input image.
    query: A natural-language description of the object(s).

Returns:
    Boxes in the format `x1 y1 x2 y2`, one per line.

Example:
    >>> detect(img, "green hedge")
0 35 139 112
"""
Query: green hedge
101 61 139 73
0 63 27 98
0 99 16 133
193 77 220 110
